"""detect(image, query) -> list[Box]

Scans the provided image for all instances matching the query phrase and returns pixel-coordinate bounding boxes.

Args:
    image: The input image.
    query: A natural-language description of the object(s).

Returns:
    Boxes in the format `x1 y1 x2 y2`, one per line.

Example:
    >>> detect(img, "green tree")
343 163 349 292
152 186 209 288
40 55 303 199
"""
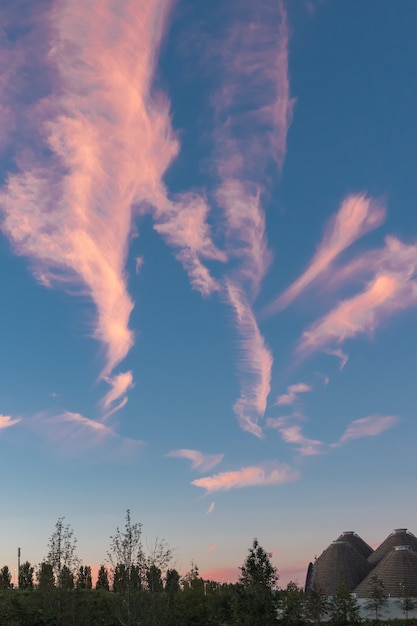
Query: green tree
398 580 416 620
328 582 361 626
46 516 80 586
76 565 92 589
365 574 387 621
0 565 12 589
146 563 163 592
108 511 146 626
96 564 110 591
37 561 55 590
18 560 34 589
234 538 279 625
165 568 181 594
305 584 328 625
59 564 75 589
280 581 305 625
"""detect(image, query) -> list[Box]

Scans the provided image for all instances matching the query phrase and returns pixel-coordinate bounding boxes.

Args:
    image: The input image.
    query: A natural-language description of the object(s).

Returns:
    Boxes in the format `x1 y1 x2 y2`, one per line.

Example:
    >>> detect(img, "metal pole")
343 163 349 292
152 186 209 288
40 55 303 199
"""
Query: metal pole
18 547 21 589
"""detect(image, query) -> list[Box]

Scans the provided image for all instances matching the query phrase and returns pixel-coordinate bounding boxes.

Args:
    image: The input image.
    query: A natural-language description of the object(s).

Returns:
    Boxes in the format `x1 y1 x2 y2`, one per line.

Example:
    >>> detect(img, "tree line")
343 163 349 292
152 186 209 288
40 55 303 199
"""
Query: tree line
0 511 404 625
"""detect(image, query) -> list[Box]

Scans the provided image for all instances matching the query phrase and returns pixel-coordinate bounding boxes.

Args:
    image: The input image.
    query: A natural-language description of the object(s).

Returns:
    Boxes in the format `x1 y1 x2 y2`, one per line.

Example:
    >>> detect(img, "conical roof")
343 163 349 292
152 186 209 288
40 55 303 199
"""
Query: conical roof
355 545 417 597
311 541 372 596
368 529 417 566
335 531 374 560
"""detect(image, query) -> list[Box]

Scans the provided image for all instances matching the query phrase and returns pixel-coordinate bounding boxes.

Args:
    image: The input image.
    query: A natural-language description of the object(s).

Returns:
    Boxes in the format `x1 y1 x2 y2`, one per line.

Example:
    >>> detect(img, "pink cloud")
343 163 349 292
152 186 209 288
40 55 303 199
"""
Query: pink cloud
297 273 412 355
339 414 399 443
276 382 312 406
206 543 217 551
278 425 324 456
0 414 20 429
211 0 293 178
326 348 349 370
192 463 300 493
167 449 223 472
226 282 273 438
264 194 385 316
0 0 177 379
36 410 142 456
102 371 134 419
153 192 226 296
217 180 272 298
206 502 215 515
200 566 240 584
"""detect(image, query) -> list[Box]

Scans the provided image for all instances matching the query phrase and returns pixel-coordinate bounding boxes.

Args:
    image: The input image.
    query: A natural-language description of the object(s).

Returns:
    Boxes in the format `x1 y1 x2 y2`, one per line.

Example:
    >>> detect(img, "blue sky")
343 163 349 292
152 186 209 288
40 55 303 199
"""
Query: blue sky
1 0 417 585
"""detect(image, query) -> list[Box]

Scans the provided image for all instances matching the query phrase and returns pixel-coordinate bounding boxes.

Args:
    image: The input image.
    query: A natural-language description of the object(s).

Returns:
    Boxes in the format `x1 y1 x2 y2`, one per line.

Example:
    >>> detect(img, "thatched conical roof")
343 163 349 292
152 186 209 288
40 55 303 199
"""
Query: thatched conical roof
311 540 372 596
368 529 417 566
355 545 417 598
335 531 374 560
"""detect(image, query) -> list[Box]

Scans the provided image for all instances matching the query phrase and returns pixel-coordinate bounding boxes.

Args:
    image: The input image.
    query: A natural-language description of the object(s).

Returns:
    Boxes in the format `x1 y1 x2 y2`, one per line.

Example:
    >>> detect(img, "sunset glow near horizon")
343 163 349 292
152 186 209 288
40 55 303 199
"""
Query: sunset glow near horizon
1 0 417 588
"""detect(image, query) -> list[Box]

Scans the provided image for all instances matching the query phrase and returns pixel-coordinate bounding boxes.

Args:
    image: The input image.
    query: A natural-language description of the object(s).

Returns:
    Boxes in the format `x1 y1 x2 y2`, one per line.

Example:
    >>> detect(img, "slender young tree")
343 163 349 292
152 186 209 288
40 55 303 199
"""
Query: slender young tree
365 574 388 621
328 582 361 626
46 517 80 586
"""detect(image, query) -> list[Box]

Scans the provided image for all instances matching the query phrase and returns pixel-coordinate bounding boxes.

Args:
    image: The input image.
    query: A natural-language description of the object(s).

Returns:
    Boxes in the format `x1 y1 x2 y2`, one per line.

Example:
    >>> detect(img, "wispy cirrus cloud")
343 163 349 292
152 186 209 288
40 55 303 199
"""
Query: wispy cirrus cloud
0 414 20 429
276 382 312 406
264 194 385 316
226 282 273 438
298 272 413 356
206 502 215 515
276 425 323 456
268 412 399 455
38 411 141 455
326 348 349 370
167 449 224 472
339 414 399 443
0 0 178 413
192 463 299 493
102 371 134 419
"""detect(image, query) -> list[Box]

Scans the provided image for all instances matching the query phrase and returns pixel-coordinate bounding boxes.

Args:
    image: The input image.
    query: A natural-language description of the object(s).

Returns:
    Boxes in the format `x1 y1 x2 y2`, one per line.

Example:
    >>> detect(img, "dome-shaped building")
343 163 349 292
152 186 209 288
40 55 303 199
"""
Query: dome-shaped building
335 531 374 560
355 545 417 598
310 540 372 597
367 529 417 566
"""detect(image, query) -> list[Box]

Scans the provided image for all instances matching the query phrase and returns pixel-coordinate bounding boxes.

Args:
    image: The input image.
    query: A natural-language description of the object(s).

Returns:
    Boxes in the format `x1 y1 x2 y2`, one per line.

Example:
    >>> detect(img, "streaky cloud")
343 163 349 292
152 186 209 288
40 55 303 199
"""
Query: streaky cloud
167 449 223 472
263 194 385 316
0 414 20 429
298 273 411 355
276 382 312 406
0 0 177 381
339 414 399 443
326 348 349 370
153 192 226 296
102 371 134 419
192 463 299 492
226 282 273 438
206 503 215 515
39 410 142 455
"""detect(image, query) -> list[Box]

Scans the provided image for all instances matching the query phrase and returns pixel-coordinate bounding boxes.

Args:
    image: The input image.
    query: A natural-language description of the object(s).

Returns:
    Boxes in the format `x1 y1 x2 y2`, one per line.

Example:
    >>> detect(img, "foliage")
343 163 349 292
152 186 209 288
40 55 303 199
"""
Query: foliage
46 517 79 586
36 561 55 590
364 574 388 621
234 538 279 625
328 582 361 626
239 538 278 590
18 561 34 590
96 564 110 591
280 581 305 625
305 584 329 625
0 565 13 589
76 565 92 590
